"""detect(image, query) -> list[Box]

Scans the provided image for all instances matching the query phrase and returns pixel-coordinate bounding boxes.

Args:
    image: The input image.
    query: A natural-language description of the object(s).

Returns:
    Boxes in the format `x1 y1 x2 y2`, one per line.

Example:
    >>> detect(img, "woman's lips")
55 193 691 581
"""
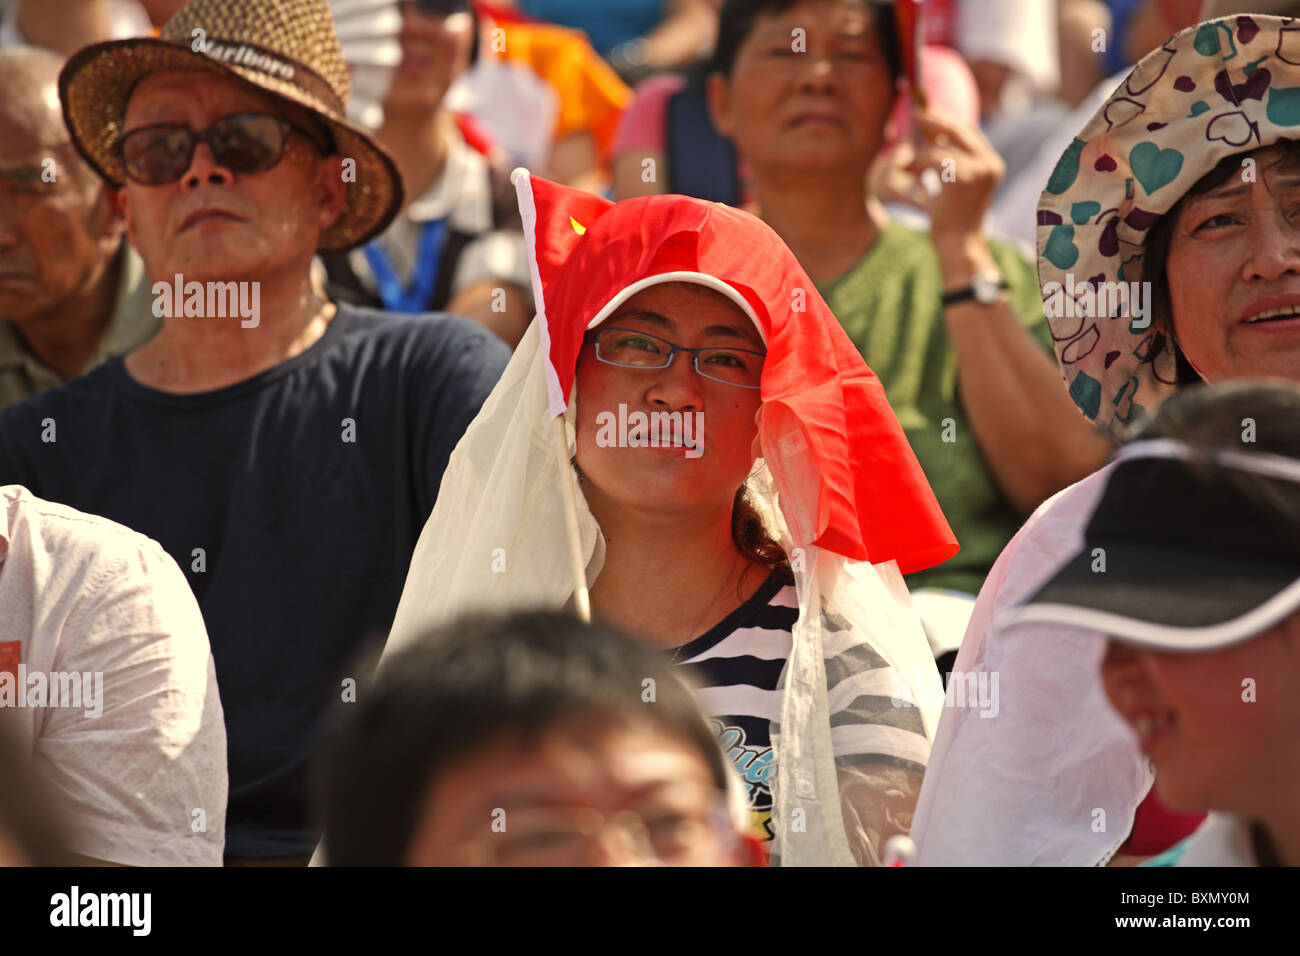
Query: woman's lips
1239 314 1300 334
788 114 844 130
632 438 692 454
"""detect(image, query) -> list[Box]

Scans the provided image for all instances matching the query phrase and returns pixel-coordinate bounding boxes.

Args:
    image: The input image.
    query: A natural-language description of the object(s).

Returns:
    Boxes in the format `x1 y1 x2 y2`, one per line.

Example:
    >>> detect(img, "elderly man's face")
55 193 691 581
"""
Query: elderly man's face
120 70 345 287
1165 145 1300 381
0 87 121 322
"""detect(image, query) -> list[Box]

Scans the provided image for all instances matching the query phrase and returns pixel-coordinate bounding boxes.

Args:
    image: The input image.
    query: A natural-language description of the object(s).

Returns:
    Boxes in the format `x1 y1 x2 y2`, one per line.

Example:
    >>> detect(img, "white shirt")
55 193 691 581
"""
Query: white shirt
910 464 1155 865
0 485 227 866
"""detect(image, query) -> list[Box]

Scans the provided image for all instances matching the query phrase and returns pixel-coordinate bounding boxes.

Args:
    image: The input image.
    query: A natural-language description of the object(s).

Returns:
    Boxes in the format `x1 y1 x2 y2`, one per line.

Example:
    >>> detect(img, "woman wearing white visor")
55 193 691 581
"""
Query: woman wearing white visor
1000 382 1300 867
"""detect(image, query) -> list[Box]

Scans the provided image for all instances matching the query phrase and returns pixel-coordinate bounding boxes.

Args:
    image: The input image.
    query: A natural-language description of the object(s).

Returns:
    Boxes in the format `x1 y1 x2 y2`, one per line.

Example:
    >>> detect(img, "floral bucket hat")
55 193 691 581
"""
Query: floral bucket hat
1038 14 1300 434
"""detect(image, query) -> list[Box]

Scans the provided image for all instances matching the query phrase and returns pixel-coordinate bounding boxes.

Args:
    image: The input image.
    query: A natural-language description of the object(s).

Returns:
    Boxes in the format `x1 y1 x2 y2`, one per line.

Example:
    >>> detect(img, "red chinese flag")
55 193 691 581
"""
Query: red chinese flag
895 0 925 107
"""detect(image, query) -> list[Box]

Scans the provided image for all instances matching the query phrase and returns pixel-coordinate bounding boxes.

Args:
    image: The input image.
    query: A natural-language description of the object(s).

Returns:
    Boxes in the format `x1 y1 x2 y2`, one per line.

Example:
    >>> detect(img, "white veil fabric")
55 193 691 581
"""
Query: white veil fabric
383 173 956 865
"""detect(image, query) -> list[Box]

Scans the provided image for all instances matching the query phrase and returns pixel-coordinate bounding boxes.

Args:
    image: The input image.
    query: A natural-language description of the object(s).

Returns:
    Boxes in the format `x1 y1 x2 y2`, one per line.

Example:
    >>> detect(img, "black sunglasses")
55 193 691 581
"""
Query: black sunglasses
115 112 328 186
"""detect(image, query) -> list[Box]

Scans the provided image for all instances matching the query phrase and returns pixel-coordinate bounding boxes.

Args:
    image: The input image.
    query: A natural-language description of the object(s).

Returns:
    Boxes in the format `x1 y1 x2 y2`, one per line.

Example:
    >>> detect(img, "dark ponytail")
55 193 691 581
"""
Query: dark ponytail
731 484 788 569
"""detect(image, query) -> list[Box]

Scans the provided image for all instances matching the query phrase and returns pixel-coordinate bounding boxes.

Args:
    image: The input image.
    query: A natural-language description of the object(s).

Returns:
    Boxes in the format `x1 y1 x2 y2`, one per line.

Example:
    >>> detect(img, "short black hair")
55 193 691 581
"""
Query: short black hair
1128 380 1300 526
319 610 729 866
711 0 902 82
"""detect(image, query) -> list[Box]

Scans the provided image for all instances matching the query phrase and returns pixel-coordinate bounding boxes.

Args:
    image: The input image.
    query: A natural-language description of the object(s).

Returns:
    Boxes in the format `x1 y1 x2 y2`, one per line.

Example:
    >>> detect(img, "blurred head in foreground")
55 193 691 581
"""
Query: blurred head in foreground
0 725 71 866
322 611 758 866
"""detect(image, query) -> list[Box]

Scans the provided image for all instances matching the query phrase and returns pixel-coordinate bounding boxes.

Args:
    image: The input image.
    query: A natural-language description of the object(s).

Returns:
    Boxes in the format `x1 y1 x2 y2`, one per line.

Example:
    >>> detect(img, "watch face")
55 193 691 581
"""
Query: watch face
972 271 1002 304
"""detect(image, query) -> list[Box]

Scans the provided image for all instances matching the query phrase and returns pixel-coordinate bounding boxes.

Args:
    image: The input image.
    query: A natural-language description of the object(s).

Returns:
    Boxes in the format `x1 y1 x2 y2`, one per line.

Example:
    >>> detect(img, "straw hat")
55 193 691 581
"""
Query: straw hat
58 0 403 252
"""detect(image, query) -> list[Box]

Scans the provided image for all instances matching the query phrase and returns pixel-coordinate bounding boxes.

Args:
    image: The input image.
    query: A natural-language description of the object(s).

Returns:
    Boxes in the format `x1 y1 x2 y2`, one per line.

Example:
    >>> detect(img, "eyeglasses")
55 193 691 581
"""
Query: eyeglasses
458 803 738 866
586 326 765 390
115 112 328 185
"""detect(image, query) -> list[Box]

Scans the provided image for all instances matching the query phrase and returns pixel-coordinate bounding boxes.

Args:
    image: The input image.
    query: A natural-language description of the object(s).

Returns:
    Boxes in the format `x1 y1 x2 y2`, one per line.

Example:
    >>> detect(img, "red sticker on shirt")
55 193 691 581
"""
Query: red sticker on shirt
0 641 19 679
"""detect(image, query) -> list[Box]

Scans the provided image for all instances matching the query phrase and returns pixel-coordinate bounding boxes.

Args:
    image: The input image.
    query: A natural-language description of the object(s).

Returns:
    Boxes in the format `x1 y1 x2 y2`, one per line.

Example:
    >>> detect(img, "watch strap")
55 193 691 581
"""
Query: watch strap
941 277 1009 307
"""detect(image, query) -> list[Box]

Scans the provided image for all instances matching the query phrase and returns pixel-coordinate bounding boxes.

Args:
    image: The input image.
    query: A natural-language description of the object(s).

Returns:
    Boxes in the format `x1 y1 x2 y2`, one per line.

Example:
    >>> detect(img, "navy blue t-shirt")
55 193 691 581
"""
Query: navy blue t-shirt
0 304 510 857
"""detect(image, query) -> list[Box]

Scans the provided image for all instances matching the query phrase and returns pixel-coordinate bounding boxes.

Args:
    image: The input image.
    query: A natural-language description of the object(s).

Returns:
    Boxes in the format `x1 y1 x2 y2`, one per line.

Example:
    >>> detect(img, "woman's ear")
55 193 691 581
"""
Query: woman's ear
1156 311 1207 385
707 72 734 139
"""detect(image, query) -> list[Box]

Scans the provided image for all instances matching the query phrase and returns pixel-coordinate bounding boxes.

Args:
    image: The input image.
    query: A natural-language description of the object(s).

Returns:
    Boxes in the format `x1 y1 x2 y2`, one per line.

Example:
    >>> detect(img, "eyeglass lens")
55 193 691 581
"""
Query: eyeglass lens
594 328 762 388
120 114 291 185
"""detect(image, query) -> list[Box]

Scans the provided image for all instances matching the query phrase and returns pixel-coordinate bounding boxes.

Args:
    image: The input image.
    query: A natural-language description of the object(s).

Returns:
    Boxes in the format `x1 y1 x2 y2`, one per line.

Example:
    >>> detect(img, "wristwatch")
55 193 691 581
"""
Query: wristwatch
941 269 1009 307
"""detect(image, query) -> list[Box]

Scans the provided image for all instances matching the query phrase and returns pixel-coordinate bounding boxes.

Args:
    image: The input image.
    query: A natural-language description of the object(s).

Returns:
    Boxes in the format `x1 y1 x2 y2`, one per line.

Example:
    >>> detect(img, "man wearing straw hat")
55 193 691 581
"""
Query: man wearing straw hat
0 0 509 863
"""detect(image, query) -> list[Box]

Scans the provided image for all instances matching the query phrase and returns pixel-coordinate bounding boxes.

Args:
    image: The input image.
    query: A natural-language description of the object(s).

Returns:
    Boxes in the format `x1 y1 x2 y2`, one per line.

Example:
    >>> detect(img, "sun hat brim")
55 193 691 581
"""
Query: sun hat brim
999 542 1300 651
59 36 403 253
998 438 1300 650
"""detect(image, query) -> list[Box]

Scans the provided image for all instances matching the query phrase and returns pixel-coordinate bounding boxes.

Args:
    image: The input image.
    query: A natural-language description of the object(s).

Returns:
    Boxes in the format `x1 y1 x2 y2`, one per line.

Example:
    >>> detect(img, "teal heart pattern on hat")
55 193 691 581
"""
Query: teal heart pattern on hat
1128 142 1185 194
1266 85 1300 125
1070 201 1102 225
1038 14 1300 436
1043 225 1080 269
1046 139 1085 194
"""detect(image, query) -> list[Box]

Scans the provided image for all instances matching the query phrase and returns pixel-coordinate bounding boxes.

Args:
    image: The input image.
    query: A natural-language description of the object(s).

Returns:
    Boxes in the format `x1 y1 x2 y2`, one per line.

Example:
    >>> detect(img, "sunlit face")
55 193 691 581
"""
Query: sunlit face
383 3 474 113
1099 611 1300 815
120 70 344 286
0 85 120 322
404 715 740 866
1165 145 1300 382
710 0 895 176
573 282 765 523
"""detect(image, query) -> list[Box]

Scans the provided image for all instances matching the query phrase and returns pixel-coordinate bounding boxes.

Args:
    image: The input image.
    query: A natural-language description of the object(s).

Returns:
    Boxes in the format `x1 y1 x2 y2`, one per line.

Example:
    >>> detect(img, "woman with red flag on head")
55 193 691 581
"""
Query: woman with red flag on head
383 170 958 866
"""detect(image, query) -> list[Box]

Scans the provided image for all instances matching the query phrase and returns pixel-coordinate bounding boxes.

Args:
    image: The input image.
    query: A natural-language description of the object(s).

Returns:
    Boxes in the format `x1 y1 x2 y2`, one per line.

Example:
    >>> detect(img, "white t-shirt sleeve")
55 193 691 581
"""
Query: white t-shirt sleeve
33 529 227 867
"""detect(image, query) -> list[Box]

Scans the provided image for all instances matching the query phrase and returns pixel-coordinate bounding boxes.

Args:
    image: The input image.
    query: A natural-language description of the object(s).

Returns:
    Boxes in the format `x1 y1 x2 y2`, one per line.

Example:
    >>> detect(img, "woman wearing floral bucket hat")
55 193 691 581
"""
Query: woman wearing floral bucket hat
911 12 1300 865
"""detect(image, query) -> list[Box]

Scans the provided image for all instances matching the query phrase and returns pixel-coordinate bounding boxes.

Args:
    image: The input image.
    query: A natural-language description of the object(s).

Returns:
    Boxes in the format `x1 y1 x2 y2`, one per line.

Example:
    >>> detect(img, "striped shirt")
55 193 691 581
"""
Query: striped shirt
671 569 929 841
